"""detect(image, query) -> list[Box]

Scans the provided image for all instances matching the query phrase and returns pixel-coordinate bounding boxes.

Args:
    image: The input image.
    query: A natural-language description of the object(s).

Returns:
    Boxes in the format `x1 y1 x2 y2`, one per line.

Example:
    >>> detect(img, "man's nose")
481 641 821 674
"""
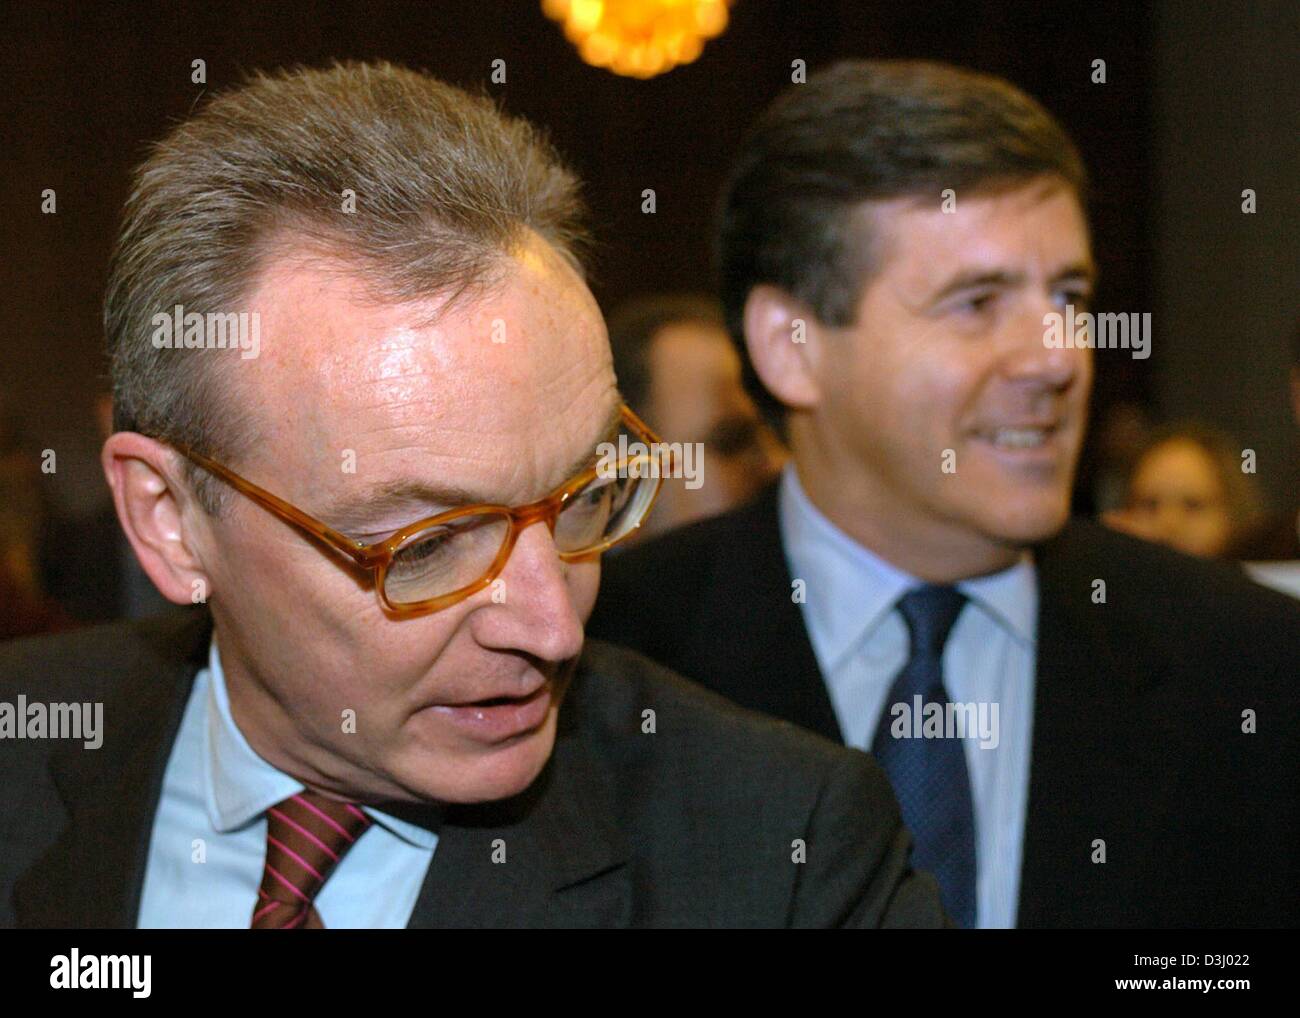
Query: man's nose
472 519 586 662
999 299 1087 391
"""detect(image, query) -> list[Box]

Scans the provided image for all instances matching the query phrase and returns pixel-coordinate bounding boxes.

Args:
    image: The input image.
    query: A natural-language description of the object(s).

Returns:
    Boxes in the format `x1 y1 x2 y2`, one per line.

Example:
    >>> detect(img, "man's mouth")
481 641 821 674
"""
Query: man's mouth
971 421 1064 454
985 424 1056 449
425 681 554 743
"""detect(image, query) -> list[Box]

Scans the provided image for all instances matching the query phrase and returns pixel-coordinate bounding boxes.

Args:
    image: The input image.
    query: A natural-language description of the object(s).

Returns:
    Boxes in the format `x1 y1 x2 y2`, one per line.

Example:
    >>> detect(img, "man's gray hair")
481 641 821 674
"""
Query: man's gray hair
105 60 589 511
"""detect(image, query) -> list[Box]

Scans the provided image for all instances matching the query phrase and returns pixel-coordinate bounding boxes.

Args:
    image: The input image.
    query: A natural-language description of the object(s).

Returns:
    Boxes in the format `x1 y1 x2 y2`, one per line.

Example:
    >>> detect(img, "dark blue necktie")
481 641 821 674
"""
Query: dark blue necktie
870 585 977 928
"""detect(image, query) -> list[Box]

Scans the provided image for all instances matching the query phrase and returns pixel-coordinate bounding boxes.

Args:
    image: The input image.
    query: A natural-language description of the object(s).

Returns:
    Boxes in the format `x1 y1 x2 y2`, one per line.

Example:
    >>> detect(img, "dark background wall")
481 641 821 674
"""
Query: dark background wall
1 0 1292 516
1153 0 1299 511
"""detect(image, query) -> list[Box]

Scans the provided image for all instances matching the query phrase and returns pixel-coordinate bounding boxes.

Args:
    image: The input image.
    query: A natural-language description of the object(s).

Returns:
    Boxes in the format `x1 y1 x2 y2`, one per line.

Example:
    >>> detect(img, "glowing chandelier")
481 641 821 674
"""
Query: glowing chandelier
542 0 733 79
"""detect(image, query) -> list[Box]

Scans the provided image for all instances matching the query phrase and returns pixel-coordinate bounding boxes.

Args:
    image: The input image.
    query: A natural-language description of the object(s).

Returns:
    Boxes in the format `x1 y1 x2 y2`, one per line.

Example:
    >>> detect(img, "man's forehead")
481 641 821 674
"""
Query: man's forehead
239 241 609 415
870 180 1092 281
250 255 500 364
227 242 617 522
317 398 624 531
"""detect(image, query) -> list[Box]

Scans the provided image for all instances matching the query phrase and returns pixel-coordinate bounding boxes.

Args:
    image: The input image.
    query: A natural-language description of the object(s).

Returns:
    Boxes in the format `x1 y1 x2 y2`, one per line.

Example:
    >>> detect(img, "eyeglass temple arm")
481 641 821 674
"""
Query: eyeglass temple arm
176 405 660 569
619 403 663 446
175 446 376 567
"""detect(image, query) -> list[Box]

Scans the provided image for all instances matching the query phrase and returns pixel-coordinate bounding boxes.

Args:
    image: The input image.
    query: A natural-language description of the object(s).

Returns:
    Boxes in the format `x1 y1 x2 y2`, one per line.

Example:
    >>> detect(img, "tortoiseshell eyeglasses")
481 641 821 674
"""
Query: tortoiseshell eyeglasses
170 404 667 618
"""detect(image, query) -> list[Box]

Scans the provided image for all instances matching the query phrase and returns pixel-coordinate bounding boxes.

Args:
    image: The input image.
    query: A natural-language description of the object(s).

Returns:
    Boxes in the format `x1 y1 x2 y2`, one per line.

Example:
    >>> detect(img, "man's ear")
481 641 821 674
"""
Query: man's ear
101 432 215 606
741 285 826 414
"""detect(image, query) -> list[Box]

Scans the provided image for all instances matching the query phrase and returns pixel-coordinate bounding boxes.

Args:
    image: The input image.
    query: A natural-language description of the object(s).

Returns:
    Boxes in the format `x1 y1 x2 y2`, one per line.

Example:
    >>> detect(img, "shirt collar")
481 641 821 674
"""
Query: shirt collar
955 551 1038 646
778 463 1037 669
779 465 916 671
202 637 438 849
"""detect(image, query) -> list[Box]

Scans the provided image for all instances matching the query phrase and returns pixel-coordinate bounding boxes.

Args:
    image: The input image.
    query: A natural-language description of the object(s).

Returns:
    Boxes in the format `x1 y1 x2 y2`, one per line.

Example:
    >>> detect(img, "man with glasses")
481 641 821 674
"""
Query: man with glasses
0 62 945 929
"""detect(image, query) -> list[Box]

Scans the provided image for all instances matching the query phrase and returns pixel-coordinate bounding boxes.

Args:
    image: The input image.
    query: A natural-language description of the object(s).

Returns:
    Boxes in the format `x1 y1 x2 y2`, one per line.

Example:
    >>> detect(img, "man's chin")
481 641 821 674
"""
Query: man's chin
397 724 557 806
984 496 1072 547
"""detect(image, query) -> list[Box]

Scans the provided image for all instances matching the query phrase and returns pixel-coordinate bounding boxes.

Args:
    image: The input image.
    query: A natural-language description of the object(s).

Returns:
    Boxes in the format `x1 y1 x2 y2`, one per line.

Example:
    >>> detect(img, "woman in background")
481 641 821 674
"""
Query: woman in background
1102 423 1266 559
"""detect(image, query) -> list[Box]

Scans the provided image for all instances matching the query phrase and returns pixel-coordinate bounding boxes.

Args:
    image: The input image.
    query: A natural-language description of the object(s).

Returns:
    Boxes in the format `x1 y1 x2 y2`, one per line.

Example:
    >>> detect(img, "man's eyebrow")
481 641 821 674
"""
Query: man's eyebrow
321 479 485 535
1049 261 1098 287
928 262 1098 304
322 401 625 534
928 269 1025 304
572 400 625 475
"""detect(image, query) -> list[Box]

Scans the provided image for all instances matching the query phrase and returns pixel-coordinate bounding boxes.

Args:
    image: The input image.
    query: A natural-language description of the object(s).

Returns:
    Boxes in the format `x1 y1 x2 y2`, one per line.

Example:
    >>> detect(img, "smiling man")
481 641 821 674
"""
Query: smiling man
757 179 1095 581
589 60 1299 928
0 62 946 929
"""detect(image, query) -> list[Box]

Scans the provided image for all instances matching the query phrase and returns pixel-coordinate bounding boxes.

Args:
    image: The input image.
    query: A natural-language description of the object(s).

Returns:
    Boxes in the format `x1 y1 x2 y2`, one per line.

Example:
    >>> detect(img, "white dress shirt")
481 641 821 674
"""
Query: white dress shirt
778 465 1038 928
137 638 438 928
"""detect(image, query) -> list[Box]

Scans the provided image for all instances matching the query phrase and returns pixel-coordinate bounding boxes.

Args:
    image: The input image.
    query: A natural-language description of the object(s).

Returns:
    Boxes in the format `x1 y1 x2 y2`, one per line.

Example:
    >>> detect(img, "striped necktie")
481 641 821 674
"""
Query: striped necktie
250 791 373 929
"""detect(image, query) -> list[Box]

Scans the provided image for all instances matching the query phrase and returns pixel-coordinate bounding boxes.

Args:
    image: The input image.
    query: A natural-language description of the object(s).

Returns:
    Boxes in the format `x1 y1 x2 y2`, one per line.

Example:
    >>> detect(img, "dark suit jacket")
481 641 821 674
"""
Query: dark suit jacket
0 609 945 928
1233 507 1300 561
589 483 1300 928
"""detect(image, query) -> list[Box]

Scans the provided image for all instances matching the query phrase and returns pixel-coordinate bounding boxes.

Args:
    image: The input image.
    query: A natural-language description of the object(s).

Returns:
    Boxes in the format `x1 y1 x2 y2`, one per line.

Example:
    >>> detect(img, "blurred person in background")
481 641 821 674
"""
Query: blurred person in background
39 392 175 623
1233 322 1300 561
1102 423 1265 559
0 405 68 640
1086 399 1154 514
606 294 785 538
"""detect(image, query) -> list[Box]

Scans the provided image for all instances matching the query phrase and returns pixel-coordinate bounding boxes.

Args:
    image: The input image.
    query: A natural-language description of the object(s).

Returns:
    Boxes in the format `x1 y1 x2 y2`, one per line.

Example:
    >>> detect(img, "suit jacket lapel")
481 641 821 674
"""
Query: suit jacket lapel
14 610 212 928
406 681 631 928
694 483 843 743
1017 521 1181 927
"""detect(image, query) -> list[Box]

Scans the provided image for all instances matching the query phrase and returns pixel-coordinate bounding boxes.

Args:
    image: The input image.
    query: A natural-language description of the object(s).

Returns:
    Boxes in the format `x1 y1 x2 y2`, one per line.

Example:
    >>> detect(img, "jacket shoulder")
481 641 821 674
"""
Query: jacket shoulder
0 610 211 702
601 503 743 591
1038 518 1300 689
565 639 939 926
574 637 847 773
1041 519 1300 630
591 490 779 653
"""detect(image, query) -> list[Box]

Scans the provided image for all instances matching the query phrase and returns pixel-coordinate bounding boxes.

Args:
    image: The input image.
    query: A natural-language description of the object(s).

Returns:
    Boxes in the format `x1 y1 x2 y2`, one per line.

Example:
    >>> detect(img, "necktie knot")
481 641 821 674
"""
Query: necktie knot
251 791 372 929
896 585 967 664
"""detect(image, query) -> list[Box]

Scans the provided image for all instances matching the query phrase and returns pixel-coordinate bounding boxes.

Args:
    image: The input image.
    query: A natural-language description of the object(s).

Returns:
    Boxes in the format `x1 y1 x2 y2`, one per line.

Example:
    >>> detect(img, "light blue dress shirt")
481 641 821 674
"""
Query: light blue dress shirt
137 638 439 928
778 465 1037 929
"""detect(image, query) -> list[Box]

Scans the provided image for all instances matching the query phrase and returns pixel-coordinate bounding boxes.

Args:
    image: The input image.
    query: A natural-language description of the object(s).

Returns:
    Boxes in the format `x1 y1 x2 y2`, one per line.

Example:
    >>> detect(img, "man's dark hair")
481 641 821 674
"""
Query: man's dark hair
716 59 1089 433
605 293 726 411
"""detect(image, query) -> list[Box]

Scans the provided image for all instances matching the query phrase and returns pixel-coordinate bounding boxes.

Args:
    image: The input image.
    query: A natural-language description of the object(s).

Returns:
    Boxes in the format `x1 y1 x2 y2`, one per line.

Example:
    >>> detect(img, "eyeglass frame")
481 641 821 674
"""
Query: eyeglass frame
166 403 666 618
